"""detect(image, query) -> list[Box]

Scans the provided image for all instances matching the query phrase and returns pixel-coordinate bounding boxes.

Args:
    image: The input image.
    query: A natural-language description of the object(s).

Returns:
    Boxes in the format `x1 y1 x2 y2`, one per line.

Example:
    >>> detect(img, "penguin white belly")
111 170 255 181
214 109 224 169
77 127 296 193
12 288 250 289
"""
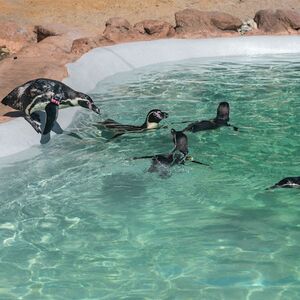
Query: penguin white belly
25 93 53 115
147 122 159 129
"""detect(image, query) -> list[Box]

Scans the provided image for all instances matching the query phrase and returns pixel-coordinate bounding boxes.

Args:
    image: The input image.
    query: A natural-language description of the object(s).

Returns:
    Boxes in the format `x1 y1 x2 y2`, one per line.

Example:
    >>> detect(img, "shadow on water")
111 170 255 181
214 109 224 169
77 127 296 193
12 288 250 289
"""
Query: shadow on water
101 173 147 203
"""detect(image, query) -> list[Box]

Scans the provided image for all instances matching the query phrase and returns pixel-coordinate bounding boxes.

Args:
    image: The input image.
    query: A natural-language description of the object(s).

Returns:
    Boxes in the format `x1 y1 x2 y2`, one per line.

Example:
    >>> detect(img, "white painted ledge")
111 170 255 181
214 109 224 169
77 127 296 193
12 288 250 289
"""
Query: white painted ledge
1 36 300 159
0 107 80 158
64 36 300 92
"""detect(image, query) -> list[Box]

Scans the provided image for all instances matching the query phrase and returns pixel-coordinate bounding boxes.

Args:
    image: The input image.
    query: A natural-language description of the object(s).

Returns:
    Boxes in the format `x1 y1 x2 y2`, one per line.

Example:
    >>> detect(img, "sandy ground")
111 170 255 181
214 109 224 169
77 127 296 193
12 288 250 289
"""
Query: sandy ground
0 0 299 33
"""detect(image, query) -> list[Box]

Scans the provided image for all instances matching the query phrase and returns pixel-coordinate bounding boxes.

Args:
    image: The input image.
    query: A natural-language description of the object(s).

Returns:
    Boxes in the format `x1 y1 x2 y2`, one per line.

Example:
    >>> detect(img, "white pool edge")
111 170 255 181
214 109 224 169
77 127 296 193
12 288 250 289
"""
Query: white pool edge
1 36 300 159
64 36 300 93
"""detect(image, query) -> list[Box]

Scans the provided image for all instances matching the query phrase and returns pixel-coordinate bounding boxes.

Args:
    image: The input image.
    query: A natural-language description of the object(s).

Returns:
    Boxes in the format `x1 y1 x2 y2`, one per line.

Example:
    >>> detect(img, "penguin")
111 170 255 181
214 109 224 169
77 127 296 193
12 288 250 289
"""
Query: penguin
183 102 238 132
170 128 209 166
95 109 168 139
171 128 189 160
133 128 209 177
1 78 100 142
268 177 300 189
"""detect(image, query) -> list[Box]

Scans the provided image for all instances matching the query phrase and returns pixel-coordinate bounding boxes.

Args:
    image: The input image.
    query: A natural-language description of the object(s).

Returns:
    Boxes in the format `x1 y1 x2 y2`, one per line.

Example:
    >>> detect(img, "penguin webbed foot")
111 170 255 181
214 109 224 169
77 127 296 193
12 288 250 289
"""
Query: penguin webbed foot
104 132 125 142
40 133 51 144
51 121 63 134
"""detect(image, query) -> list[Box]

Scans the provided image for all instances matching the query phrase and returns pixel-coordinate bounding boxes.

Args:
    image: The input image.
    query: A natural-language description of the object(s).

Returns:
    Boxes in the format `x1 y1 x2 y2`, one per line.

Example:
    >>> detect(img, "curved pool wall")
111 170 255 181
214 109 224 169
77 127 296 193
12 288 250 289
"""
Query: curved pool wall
1 35 300 159
0 108 79 159
64 36 300 93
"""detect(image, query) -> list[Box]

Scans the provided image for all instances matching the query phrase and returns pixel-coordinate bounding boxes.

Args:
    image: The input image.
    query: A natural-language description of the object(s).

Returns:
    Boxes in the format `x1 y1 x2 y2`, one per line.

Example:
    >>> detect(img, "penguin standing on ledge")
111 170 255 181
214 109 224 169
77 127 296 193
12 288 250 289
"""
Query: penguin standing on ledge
95 109 168 139
183 102 238 132
1 78 100 143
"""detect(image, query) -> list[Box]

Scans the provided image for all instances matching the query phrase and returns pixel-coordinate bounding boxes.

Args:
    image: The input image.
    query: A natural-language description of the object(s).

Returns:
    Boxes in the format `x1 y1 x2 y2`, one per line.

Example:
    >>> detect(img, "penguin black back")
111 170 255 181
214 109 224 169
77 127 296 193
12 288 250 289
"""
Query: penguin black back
183 101 237 132
171 128 189 157
268 177 300 189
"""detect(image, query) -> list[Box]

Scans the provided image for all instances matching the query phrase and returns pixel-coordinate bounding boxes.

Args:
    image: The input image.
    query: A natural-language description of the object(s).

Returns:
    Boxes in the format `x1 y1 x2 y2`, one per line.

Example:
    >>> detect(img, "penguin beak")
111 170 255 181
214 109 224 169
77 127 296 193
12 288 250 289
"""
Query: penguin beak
88 102 100 114
162 111 168 119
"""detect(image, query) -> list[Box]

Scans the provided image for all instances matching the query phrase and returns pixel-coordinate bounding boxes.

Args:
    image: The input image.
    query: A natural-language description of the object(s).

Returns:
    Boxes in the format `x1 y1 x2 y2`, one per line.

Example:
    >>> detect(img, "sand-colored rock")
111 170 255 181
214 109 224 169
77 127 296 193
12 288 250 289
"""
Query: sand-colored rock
254 9 300 33
134 20 175 38
276 9 300 30
103 17 142 42
210 12 243 31
175 9 242 37
71 36 113 55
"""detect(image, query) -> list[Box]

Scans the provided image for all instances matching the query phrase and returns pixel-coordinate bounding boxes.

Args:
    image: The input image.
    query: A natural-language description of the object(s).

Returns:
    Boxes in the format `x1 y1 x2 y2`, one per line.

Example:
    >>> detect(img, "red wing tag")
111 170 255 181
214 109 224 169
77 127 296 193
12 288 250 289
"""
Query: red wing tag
50 98 60 106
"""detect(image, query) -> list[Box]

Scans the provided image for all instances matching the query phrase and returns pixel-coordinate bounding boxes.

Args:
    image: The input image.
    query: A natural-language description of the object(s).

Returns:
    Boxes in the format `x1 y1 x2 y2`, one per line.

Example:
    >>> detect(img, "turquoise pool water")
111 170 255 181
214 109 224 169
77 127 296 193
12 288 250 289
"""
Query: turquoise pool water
0 55 299 299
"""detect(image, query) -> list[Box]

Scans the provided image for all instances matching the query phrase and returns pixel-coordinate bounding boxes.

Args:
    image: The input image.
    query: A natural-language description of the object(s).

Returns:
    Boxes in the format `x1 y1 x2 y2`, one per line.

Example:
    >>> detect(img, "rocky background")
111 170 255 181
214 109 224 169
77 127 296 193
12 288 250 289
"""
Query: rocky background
0 0 300 121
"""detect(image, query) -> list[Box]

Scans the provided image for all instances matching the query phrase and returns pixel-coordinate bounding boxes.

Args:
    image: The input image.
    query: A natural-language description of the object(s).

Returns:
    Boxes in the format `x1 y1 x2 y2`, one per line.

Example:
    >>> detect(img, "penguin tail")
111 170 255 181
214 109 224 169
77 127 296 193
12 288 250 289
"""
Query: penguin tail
1 97 8 105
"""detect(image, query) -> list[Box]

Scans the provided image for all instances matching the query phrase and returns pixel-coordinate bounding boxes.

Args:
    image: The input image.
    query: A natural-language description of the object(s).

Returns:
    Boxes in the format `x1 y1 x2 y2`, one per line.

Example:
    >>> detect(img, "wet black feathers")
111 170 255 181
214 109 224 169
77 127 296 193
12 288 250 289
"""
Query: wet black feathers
184 102 230 132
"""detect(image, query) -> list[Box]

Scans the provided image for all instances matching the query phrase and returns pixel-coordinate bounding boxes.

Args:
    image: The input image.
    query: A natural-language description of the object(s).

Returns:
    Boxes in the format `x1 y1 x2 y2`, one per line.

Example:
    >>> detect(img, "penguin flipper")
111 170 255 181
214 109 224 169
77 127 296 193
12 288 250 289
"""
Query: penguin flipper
105 132 125 142
43 103 59 135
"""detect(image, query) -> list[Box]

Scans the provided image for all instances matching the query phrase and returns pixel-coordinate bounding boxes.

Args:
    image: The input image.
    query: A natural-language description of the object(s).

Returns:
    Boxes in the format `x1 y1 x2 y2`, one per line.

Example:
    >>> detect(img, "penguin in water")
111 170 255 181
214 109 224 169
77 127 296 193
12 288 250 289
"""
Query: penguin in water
95 109 168 139
133 128 209 177
1 78 100 143
148 129 189 177
171 128 189 161
268 177 300 189
183 102 238 132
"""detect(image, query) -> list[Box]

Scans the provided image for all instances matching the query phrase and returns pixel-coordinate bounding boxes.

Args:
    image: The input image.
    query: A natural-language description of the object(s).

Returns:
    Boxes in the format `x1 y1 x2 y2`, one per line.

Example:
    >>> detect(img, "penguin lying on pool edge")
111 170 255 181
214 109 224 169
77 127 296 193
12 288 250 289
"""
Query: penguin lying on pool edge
94 109 168 139
183 102 238 132
1 78 100 143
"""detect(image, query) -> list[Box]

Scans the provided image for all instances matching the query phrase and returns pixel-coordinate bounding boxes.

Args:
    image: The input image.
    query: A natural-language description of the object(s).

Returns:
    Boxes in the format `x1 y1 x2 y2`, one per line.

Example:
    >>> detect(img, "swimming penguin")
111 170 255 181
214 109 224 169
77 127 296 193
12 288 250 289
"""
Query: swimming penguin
183 102 238 132
133 128 209 177
95 109 168 139
171 128 189 160
170 128 209 166
268 177 300 189
1 78 100 142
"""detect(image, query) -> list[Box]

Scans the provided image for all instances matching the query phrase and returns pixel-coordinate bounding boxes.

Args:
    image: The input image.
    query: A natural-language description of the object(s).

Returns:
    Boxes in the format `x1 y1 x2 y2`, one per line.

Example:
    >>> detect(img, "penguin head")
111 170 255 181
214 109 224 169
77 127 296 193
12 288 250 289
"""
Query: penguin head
216 102 230 122
77 93 100 114
171 128 189 156
145 109 168 129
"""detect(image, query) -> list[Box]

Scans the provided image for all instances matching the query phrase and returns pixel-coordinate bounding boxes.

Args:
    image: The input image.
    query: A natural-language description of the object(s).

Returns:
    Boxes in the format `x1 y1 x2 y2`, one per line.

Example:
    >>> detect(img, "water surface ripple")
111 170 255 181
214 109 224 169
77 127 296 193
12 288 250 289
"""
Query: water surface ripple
0 55 299 299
